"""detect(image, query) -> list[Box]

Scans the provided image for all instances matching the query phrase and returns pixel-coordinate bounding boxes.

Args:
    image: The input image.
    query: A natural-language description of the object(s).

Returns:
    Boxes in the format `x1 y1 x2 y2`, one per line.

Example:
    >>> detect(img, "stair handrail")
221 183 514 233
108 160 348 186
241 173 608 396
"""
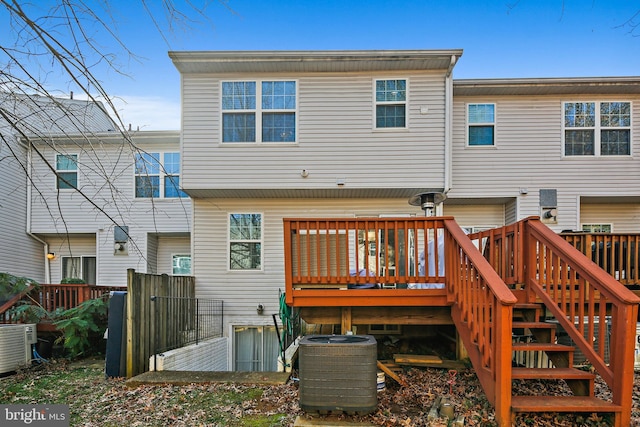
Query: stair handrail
443 218 517 422
0 285 36 323
524 217 639 425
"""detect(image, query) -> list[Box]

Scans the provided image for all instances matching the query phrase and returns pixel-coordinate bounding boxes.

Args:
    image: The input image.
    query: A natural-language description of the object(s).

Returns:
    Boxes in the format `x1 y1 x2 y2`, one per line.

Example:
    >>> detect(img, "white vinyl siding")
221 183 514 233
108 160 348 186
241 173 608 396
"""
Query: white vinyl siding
451 94 640 231
443 204 505 229
48 236 96 285
156 235 191 275
580 203 640 233
29 133 191 285
193 198 442 335
180 73 447 194
0 138 43 281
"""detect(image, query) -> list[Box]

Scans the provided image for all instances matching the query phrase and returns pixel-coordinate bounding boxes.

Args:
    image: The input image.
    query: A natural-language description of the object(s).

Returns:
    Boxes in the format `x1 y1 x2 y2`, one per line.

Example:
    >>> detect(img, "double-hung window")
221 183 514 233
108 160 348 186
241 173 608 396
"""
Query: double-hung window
135 152 188 198
564 101 631 156
229 213 262 270
467 104 495 146
56 154 78 189
375 79 407 128
222 80 296 143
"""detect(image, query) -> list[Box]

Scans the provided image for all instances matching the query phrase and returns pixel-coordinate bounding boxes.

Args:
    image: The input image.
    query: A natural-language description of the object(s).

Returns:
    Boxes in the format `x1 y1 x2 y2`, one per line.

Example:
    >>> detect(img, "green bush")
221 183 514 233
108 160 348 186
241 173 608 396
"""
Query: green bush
60 278 85 284
53 298 108 358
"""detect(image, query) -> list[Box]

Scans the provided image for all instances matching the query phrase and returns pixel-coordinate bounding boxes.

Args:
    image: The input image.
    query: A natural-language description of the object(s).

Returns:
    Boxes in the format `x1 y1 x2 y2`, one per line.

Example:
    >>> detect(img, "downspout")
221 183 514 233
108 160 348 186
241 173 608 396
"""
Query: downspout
443 54 457 195
24 139 51 283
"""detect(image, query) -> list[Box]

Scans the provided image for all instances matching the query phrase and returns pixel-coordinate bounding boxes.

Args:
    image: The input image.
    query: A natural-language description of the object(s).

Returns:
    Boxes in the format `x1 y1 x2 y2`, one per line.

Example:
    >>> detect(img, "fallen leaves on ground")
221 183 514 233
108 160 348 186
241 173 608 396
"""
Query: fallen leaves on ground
1 360 639 426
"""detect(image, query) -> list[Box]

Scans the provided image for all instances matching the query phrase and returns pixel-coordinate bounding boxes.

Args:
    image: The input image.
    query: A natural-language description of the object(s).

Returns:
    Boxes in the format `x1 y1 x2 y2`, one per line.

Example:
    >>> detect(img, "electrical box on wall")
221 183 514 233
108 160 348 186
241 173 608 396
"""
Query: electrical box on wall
539 189 558 224
114 225 129 255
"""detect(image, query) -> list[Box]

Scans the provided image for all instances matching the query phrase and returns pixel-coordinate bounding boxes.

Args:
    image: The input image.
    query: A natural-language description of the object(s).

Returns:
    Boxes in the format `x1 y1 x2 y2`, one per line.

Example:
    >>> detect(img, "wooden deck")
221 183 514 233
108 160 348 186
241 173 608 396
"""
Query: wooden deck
0 283 126 331
283 216 640 427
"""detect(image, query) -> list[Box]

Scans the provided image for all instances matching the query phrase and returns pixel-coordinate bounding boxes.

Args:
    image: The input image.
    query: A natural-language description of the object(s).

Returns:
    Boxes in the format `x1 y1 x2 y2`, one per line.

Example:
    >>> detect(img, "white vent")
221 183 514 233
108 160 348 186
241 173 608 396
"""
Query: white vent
0 324 36 374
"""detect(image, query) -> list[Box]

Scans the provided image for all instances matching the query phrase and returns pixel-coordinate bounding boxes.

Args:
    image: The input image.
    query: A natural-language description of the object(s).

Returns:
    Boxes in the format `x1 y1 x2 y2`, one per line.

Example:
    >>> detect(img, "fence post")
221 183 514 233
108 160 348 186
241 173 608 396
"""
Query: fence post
125 268 135 378
81 284 91 304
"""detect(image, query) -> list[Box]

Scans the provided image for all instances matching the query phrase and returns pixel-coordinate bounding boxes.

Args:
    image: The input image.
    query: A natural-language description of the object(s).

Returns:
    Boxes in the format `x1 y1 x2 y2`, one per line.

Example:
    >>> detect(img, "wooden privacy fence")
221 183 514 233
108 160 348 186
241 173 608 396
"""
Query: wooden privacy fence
126 269 195 377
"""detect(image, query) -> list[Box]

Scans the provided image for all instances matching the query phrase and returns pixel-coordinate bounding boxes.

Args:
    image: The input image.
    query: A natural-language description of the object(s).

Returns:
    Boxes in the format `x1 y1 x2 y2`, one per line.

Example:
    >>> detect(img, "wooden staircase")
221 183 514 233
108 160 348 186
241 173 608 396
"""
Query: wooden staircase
509 303 622 420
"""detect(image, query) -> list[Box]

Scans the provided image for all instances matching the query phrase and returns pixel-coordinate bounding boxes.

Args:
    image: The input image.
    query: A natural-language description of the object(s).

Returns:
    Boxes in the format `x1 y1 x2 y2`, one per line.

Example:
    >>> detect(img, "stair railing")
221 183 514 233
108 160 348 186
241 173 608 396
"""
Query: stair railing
523 218 639 425
443 218 518 424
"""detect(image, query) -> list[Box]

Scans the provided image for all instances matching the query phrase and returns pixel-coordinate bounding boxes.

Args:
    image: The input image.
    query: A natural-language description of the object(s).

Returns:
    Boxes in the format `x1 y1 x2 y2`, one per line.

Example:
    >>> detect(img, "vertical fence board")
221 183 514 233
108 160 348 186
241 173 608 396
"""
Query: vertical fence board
126 269 195 377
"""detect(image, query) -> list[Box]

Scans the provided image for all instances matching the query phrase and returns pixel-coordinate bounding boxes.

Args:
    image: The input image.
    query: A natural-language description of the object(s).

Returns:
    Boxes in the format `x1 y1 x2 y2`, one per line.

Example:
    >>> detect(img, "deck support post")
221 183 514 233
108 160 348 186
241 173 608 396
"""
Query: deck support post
341 307 352 334
455 330 468 360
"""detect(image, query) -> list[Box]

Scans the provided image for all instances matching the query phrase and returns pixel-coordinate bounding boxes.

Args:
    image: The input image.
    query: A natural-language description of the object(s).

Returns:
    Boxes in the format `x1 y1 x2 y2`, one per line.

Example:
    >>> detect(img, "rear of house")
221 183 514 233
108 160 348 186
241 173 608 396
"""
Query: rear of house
171 50 640 373
170 50 465 371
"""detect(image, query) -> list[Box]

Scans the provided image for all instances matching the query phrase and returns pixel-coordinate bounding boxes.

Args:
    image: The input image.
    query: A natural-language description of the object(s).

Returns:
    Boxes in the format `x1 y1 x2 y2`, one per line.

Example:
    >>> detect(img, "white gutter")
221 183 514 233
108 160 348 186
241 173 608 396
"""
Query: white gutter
444 54 457 194
24 140 51 283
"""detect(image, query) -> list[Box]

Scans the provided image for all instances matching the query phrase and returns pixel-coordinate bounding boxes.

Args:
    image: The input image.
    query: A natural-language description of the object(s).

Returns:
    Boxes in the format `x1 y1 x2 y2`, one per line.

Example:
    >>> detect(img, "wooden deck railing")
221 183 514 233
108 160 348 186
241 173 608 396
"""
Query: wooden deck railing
560 232 640 286
473 218 640 426
283 217 451 307
283 216 519 423
443 219 518 421
0 283 127 324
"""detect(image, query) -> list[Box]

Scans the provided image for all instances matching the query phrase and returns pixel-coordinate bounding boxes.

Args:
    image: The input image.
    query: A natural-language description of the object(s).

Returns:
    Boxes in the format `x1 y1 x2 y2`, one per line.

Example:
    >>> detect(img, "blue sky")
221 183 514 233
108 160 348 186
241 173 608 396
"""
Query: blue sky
4 1 640 130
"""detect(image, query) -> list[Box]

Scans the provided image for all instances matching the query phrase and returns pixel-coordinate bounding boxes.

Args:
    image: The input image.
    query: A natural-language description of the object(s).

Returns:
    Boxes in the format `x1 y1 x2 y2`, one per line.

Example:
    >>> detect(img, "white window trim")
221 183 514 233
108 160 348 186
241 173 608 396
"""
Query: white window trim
562 100 632 157
55 153 79 190
134 151 186 199
466 103 496 147
220 79 299 145
372 77 409 131
227 212 264 272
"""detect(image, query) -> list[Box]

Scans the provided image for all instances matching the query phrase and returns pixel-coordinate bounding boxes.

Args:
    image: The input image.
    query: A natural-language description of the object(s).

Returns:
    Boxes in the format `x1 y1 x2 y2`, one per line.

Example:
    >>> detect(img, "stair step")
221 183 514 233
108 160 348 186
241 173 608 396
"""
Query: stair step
512 321 556 330
514 303 543 310
511 395 621 413
512 342 574 353
512 367 595 380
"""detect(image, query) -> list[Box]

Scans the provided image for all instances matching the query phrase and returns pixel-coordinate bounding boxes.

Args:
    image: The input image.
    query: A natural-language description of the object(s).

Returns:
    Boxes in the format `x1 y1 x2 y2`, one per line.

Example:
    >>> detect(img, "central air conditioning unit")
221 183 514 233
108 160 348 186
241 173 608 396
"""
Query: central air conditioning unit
0 324 37 374
298 335 377 415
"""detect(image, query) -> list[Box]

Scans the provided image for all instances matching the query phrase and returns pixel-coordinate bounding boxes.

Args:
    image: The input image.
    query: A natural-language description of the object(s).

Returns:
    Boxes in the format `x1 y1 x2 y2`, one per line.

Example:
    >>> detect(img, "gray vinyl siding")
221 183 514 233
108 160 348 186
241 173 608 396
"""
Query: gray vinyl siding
48 235 96 284
28 133 191 286
180 72 448 192
0 136 43 281
450 95 640 232
157 236 191 275
146 234 158 274
580 203 640 233
192 198 429 334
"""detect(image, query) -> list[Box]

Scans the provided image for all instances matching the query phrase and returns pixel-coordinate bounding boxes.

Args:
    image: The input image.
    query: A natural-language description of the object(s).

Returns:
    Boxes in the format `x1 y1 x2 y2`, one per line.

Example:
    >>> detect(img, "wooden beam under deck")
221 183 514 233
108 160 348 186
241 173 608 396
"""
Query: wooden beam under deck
299 306 453 326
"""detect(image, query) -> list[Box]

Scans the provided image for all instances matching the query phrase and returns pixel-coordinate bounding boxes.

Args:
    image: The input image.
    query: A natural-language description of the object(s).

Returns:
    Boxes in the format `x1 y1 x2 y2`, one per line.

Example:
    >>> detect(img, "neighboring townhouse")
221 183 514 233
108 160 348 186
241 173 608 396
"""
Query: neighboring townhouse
0 94 118 283
170 49 640 372
28 130 192 285
449 77 640 233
